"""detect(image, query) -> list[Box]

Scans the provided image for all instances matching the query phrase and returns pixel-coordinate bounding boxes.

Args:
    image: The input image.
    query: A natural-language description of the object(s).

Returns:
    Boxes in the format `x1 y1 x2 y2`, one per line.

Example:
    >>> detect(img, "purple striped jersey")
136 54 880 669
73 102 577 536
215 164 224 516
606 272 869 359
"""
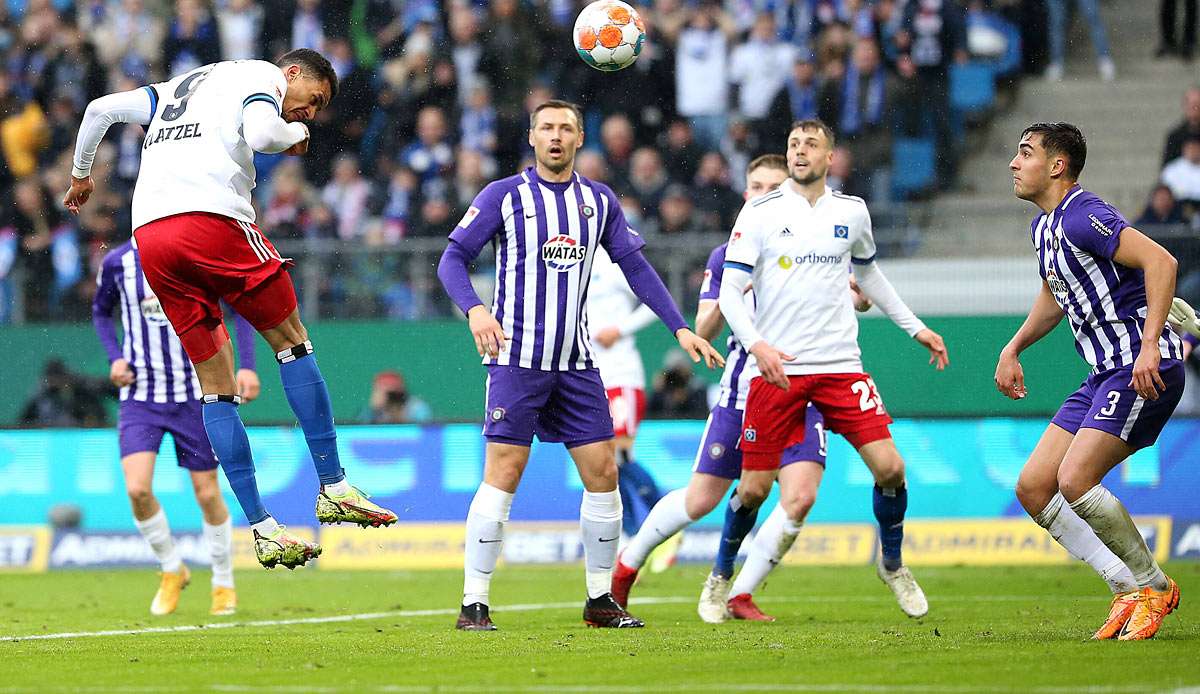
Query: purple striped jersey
450 167 645 370
95 241 203 402
700 243 754 409
1030 185 1183 371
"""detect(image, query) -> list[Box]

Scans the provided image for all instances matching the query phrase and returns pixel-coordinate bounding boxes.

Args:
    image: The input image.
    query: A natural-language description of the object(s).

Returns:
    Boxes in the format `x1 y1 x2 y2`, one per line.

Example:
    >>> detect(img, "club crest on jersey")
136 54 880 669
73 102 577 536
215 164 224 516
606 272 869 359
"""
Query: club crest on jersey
743 428 757 443
833 225 849 239
490 407 506 422
542 235 587 271
708 443 726 459
581 204 595 218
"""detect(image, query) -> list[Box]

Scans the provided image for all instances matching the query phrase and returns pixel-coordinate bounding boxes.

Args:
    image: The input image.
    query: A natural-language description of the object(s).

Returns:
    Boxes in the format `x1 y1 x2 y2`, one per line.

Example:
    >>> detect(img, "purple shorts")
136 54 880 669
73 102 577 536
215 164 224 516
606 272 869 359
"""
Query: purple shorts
1051 360 1185 450
484 365 614 447
692 404 827 480
118 399 218 471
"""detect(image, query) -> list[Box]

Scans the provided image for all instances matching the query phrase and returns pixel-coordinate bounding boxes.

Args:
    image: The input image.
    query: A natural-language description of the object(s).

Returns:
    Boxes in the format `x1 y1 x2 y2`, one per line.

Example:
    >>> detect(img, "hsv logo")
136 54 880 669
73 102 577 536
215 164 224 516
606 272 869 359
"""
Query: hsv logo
833 225 849 239
743 427 757 443
542 235 587 271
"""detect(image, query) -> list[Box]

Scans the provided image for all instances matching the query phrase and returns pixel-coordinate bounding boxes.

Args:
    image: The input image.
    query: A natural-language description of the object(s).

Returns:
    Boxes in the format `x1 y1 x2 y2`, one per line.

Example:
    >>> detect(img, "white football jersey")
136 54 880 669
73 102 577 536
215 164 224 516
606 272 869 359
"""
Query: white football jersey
132 60 288 230
724 184 875 375
587 248 649 390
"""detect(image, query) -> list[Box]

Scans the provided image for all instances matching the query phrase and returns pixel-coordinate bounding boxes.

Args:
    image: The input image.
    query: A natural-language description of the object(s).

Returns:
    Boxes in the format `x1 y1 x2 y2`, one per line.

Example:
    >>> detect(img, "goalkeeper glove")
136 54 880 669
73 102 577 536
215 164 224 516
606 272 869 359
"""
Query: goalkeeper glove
1167 297 1200 338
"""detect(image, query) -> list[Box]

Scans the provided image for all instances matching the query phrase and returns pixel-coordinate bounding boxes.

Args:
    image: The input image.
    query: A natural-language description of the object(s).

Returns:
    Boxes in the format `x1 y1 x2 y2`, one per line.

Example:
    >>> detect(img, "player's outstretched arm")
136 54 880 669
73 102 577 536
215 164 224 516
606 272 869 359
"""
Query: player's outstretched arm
64 88 155 213
853 260 947 369
615 250 724 369
437 240 506 358
718 264 792 389
995 280 1063 400
1114 227 1178 400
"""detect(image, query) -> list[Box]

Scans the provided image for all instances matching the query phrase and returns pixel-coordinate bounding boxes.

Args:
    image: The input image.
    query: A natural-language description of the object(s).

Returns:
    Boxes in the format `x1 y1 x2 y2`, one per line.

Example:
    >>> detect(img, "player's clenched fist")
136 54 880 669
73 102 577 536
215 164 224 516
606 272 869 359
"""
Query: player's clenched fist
749 340 794 390
63 175 94 214
109 358 134 387
675 328 725 370
283 123 310 156
994 348 1026 400
468 305 507 358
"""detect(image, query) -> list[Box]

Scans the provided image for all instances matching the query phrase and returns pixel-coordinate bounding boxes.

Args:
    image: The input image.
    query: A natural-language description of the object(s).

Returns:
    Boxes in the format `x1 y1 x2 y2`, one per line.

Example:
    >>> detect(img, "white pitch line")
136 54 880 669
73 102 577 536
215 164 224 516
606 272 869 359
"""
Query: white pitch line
0 594 1105 644
0 683 1174 694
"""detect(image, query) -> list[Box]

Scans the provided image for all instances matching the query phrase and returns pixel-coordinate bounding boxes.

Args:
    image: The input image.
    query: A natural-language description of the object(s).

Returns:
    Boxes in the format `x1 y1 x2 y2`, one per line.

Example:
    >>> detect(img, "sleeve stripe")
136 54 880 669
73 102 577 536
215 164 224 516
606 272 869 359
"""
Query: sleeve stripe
851 254 877 265
723 261 754 273
143 86 158 118
242 93 280 114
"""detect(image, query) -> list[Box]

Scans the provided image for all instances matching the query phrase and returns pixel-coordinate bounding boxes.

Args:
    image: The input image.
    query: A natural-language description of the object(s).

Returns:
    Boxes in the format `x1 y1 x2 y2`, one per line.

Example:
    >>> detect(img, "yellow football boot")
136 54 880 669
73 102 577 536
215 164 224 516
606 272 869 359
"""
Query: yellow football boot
1092 590 1139 640
150 564 190 616
1118 578 1181 641
210 586 237 616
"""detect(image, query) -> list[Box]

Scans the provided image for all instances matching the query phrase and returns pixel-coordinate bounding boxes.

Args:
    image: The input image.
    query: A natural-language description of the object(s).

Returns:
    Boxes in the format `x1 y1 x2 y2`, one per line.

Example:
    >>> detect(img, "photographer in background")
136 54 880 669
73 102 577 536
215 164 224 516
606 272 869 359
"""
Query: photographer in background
647 349 710 419
19 357 113 428
362 369 431 424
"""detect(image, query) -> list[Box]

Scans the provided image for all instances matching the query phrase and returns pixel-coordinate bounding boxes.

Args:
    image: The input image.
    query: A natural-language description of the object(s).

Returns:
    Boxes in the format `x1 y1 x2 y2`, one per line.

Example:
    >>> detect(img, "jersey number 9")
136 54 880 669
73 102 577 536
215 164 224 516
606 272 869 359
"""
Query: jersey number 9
161 68 213 122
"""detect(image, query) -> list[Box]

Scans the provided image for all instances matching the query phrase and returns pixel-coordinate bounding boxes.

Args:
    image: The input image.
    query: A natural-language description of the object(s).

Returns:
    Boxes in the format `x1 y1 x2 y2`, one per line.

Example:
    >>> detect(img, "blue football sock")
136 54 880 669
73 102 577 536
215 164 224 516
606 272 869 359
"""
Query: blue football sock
618 471 640 534
279 350 345 486
874 484 908 571
713 489 759 579
202 399 268 524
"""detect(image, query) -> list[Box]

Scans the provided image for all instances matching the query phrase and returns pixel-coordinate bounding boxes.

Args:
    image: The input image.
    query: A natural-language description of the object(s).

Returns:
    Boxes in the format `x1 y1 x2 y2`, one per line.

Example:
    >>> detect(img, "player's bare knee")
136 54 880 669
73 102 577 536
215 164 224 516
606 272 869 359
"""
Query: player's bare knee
872 458 905 488
1015 475 1055 515
781 488 817 521
126 482 154 508
192 479 222 511
737 479 771 509
1055 469 1094 504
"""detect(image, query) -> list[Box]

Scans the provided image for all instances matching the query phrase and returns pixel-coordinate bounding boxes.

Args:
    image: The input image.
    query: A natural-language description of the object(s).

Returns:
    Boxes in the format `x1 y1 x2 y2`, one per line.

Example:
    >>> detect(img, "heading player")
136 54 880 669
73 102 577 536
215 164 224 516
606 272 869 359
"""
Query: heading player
94 241 259 616
718 119 948 620
65 49 397 571
997 122 1184 640
437 99 723 630
587 247 663 535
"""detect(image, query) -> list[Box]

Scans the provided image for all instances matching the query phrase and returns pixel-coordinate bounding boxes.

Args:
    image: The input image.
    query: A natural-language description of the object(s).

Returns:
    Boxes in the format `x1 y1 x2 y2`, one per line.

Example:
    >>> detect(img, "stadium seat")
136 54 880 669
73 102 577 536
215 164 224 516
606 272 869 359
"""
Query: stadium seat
890 137 936 200
950 62 997 117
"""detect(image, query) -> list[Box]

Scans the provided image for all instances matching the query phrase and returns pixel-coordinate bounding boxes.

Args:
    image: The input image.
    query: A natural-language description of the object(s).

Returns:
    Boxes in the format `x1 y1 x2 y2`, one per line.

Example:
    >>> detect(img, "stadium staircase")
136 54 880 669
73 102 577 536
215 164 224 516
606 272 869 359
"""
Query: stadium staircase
917 3 1195 258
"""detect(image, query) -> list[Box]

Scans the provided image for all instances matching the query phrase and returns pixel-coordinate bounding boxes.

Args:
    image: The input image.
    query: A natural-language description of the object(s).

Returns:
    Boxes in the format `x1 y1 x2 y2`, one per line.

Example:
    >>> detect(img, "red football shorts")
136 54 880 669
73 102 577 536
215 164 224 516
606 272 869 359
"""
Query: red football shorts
741 373 893 471
606 386 646 438
133 212 297 363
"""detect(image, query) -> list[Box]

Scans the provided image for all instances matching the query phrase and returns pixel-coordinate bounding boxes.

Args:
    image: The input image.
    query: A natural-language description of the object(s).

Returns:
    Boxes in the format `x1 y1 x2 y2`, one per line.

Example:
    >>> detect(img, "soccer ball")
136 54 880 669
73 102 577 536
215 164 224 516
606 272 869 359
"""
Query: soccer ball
573 0 645 72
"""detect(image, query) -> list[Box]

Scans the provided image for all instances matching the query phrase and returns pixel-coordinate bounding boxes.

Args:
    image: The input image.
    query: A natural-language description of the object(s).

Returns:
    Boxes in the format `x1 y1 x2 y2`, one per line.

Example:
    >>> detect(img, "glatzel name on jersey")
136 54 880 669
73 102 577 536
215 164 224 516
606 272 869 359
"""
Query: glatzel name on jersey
142 123 204 150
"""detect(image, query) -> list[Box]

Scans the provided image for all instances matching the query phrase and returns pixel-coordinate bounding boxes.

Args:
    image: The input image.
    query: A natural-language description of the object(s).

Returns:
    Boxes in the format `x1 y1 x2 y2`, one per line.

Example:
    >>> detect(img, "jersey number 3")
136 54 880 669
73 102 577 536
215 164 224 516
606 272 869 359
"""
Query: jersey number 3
161 67 213 122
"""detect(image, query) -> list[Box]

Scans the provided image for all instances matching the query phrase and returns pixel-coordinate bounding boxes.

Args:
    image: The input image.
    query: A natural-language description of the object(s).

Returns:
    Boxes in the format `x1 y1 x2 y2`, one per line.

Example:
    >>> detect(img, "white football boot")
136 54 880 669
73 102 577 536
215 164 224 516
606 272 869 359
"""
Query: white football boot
877 559 929 619
698 573 732 624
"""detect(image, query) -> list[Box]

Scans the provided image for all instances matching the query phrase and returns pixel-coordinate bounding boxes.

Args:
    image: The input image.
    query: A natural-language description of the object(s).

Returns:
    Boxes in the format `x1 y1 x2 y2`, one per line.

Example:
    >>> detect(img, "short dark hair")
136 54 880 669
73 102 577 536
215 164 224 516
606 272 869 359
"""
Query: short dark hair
530 99 584 130
747 154 787 175
790 118 836 147
1022 122 1087 180
276 48 339 101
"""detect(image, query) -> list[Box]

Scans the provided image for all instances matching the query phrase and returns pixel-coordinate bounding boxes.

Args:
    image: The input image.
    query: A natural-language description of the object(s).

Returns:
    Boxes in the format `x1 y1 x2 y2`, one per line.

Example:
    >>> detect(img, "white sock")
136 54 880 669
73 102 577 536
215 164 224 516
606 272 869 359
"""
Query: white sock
731 504 802 598
580 489 622 599
203 516 235 589
621 487 694 570
1068 485 1169 591
463 483 514 607
250 516 279 537
323 479 351 496
134 508 183 574
1032 492 1137 594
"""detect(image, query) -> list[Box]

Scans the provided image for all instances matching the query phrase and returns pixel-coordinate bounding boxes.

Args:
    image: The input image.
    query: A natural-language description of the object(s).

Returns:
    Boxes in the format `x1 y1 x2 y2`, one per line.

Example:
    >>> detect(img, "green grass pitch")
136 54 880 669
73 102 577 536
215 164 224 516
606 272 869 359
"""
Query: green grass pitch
3 563 1199 692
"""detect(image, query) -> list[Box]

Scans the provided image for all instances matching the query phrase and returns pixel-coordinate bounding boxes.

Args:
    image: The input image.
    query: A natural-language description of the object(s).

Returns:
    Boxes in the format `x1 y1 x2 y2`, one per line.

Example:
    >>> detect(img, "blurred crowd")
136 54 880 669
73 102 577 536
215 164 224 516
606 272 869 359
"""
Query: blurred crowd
0 0 1045 323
